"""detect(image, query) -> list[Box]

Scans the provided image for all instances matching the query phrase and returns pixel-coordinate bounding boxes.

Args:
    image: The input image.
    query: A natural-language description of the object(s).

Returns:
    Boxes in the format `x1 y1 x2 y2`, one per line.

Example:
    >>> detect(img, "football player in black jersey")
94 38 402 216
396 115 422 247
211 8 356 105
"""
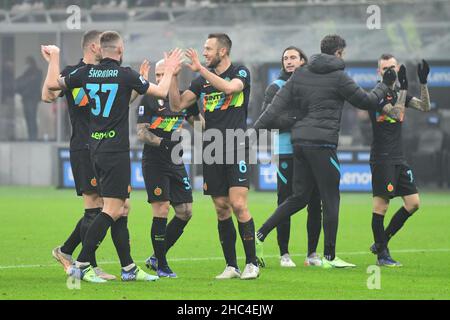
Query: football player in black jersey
369 53 430 267
41 30 115 280
136 59 204 278
169 34 259 280
42 31 182 283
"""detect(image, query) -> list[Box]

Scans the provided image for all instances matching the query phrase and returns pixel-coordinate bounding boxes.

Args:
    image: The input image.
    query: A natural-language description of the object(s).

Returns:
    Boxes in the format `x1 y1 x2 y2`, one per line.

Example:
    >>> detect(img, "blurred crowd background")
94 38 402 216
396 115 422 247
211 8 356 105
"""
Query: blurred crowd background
1 0 449 187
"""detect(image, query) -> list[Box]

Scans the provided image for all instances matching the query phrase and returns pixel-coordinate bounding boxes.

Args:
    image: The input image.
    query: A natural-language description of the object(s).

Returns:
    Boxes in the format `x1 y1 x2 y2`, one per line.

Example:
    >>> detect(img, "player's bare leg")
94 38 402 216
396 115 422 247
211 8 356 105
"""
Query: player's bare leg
213 196 241 279
229 187 259 280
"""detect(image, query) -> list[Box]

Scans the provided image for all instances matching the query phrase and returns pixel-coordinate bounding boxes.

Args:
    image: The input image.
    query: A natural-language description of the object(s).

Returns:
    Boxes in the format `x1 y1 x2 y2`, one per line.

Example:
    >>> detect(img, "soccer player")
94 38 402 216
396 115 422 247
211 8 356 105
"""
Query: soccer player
369 54 430 267
136 59 204 278
43 31 182 283
41 30 115 280
253 34 393 268
169 34 259 280
261 46 322 267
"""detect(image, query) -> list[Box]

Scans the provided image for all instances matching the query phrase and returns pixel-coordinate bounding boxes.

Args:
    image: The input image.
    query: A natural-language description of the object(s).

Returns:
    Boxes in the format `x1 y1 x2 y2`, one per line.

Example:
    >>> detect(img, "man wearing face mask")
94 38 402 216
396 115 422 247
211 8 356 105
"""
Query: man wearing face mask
254 34 393 268
261 46 322 268
369 54 430 267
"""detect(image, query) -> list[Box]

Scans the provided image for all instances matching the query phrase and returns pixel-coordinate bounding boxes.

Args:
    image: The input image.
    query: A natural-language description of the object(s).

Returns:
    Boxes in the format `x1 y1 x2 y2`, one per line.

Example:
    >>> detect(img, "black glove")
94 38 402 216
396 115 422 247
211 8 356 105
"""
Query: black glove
382 67 397 86
417 59 429 84
397 64 408 90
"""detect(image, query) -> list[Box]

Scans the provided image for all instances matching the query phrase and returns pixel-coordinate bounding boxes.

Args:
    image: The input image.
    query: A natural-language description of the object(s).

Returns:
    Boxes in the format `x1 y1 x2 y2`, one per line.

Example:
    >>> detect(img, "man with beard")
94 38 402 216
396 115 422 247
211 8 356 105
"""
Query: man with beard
169 34 259 280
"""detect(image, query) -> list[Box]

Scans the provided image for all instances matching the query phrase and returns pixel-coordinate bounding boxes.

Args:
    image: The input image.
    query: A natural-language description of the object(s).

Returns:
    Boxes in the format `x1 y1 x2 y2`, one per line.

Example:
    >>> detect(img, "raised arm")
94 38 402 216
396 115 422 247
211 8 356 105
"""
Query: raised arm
338 68 394 111
130 59 150 104
408 60 431 112
185 48 244 95
146 49 183 98
40 46 61 102
41 45 65 92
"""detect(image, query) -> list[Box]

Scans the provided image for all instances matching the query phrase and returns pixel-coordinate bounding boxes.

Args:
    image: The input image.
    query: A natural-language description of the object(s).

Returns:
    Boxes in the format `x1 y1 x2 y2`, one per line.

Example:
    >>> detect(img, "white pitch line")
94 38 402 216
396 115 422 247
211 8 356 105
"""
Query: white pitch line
0 248 449 270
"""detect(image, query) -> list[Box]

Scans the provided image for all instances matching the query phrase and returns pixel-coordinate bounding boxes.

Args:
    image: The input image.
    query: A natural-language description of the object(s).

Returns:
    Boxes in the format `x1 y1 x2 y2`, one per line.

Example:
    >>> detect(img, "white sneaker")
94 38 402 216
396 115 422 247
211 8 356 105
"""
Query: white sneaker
240 263 260 280
280 254 296 267
52 246 73 271
215 266 241 280
94 267 117 280
304 252 323 267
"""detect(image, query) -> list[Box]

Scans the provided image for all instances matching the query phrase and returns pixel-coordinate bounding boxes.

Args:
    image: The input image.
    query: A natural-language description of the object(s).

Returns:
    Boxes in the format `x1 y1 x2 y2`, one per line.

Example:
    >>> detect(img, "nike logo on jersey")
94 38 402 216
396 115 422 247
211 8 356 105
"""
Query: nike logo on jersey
158 107 166 112
238 178 247 182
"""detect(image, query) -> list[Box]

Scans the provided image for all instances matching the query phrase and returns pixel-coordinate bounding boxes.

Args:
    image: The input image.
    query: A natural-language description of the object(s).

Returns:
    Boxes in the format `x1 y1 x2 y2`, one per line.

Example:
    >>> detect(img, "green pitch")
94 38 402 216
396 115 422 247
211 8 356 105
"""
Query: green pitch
0 187 449 300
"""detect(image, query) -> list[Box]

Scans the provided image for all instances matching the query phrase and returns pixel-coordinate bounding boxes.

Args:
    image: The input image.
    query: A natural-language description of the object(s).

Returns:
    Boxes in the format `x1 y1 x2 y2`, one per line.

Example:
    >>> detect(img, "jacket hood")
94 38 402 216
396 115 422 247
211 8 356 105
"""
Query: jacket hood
308 53 345 74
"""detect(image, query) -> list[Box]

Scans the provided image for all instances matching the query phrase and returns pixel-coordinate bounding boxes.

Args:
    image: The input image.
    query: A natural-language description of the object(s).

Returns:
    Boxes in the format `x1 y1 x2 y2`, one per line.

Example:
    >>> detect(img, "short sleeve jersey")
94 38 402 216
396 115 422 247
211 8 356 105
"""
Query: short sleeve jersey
188 64 250 137
369 88 413 164
136 94 187 166
60 59 90 151
65 58 149 153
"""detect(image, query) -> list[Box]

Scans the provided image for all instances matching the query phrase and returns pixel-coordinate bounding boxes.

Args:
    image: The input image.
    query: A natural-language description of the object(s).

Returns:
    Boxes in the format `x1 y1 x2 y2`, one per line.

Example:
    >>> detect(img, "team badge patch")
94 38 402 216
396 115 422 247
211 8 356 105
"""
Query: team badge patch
387 183 394 192
158 99 164 107
238 69 248 78
154 187 162 196
138 105 145 116
281 161 288 170
90 178 97 187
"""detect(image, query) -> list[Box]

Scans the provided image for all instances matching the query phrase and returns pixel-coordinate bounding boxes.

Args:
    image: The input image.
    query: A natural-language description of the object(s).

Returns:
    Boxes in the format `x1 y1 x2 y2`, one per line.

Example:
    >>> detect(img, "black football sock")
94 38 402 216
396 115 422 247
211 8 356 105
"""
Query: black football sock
372 212 387 255
218 218 238 269
60 217 83 255
80 208 101 267
276 217 290 256
238 218 257 266
77 212 113 264
111 216 134 268
165 216 189 253
151 217 168 268
385 207 412 242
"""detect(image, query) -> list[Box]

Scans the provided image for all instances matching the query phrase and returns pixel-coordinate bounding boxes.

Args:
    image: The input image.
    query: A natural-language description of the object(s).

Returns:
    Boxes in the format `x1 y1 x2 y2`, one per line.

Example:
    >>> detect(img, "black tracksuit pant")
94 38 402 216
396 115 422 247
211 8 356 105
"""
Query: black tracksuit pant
258 144 340 260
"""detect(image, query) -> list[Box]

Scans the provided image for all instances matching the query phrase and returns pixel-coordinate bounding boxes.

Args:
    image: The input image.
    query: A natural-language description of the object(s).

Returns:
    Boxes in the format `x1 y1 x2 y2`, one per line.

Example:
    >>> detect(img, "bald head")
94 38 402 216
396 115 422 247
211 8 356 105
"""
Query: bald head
155 59 165 84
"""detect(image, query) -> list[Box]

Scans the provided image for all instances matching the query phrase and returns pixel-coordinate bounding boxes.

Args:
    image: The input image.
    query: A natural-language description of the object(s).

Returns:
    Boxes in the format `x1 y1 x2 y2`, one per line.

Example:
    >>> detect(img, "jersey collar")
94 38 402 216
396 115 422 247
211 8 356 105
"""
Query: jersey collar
100 57 121 66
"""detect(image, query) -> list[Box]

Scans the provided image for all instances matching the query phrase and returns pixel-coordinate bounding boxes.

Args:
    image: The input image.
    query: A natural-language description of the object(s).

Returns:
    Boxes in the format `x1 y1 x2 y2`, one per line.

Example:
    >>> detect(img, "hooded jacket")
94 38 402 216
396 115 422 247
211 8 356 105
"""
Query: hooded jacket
254 53 389 147
261 70 296 155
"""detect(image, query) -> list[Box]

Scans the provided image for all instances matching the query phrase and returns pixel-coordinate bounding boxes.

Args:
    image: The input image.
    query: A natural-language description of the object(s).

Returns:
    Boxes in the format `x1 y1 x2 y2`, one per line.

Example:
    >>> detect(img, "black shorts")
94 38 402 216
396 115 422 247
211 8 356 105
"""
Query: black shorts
371 163 418 199
277 156 293 205
203 148 250 196
92 151 131 199
70 149 98 196
142 161 193 204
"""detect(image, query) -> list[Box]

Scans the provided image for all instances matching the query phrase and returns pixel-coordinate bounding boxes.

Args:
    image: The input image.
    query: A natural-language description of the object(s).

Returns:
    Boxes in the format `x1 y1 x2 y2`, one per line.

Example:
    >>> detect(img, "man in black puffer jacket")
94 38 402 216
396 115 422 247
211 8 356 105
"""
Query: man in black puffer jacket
254 34 395 268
